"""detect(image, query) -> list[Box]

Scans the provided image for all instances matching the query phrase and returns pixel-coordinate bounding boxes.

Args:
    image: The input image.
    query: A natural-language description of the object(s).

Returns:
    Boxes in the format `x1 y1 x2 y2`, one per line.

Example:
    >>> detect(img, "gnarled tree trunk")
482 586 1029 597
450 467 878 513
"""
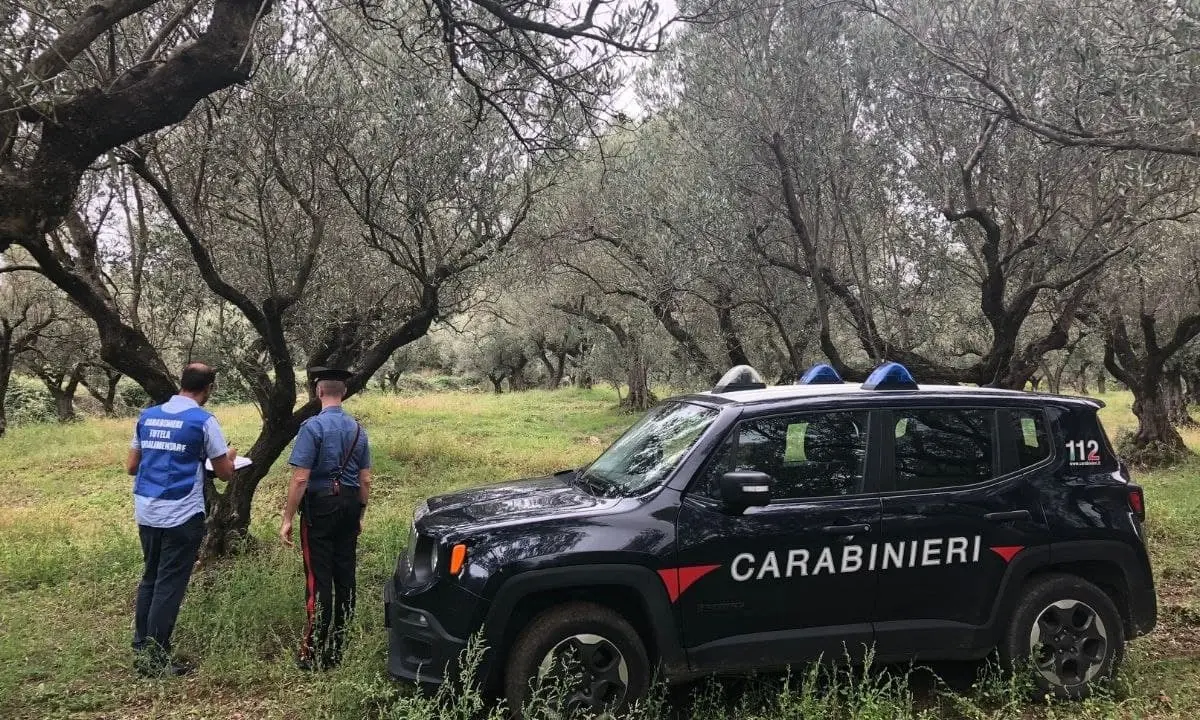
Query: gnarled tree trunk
1163 369 1197 428
625 351 652 411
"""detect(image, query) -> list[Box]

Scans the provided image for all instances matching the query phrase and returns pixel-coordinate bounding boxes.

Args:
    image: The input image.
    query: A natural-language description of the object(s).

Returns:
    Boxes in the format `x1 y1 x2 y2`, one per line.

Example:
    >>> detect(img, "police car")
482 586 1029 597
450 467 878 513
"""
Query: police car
385 362 1156 713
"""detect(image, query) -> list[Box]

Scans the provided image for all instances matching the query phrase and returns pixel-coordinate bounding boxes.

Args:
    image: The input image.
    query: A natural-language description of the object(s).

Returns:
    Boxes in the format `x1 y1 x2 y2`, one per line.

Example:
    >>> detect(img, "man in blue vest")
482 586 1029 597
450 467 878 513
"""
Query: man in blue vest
280 366 372 670
125 363 236 677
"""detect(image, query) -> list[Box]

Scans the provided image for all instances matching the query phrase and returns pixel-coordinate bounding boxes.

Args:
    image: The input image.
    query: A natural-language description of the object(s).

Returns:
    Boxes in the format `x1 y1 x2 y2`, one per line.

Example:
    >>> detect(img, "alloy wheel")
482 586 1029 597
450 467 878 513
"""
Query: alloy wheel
1029 598 1108 687
537 633 630 713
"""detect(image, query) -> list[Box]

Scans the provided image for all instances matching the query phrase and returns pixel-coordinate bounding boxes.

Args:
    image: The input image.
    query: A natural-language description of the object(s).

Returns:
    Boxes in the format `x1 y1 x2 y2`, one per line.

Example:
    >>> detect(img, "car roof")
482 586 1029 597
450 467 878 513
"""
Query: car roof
672 382 1104 410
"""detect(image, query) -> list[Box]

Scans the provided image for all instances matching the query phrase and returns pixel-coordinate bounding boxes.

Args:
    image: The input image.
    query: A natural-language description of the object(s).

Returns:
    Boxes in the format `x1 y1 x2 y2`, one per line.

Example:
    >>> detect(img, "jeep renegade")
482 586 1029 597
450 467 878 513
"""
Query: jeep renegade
385 362 1156 713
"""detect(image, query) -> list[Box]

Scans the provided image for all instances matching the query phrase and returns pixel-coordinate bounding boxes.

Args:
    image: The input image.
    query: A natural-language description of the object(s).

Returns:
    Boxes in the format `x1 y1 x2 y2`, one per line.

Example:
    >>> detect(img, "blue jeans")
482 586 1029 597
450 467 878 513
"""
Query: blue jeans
133 512 205 657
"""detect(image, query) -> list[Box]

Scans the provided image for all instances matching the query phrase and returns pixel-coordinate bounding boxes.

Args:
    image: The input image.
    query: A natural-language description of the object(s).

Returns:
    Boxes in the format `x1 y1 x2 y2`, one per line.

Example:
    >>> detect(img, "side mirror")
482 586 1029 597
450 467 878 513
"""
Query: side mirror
719 470 773 509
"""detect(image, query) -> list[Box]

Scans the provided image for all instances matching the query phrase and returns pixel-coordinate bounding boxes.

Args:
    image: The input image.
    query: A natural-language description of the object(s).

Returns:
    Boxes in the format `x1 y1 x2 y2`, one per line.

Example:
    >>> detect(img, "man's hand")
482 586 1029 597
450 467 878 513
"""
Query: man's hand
227 447 238 461
280 516 294 548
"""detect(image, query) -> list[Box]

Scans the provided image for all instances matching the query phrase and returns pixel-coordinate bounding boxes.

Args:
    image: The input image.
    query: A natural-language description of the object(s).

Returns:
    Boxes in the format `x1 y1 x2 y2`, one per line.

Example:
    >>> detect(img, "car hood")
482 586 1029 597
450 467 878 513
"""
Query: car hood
417 472 615 535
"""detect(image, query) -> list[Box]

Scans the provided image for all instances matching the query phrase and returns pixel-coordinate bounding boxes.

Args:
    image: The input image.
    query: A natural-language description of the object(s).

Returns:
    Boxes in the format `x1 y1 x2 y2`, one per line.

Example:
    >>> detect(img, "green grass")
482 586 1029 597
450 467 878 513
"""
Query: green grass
0 387 1197 719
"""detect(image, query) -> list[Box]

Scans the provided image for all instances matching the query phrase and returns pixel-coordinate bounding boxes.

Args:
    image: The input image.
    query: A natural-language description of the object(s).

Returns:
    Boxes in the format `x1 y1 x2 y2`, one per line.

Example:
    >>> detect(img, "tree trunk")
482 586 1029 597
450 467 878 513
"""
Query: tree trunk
51 388 76 422
550 350 568 389
1164 370 1197 427
1097 370 1107 394
1074 361 1091 395
84 367 122 416
1129 380 1189 458
1184 368 1200 405
39 367 82 422
716 301 750 369
488 373 505 393
200 409 311 559
508 354 530 391
624 347 653 411
626 360 650 411
0 342 10 439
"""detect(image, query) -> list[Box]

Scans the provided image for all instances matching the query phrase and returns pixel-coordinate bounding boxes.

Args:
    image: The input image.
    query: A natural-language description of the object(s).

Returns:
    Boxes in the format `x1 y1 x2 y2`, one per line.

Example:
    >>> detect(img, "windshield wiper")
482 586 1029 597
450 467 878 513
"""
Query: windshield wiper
571 469 619 498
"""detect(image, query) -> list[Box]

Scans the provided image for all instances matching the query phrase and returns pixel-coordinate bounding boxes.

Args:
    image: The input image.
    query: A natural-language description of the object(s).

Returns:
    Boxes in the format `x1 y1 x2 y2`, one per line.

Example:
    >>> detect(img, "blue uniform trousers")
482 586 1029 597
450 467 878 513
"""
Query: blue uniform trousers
299 493 362 666
133 512 205 658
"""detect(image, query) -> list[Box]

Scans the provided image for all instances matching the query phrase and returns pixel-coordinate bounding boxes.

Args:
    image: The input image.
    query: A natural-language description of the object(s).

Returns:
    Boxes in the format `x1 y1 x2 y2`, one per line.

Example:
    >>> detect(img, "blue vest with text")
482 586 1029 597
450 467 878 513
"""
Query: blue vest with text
134 404 211 500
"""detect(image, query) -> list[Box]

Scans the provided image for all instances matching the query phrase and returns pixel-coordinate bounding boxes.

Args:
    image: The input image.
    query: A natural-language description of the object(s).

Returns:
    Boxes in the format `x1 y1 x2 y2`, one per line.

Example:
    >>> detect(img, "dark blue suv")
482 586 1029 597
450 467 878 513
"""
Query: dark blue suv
385 363 1156 714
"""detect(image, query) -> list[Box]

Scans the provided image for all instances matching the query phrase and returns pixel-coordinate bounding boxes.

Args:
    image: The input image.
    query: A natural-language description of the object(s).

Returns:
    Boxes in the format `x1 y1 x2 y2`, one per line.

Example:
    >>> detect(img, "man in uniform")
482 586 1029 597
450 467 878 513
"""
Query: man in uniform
280 366 372 670
125 363 236 677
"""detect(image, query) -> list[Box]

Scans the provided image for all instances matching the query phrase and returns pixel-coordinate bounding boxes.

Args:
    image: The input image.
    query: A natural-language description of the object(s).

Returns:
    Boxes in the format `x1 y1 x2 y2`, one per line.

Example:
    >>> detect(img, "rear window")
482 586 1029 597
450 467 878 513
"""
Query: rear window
1002 408 1052 470
1052 405 1118 473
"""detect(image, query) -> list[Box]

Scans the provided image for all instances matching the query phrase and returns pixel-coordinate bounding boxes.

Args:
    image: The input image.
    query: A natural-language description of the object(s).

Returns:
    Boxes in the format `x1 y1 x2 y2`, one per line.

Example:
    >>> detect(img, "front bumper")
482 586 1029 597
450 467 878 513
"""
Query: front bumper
385 582 467 685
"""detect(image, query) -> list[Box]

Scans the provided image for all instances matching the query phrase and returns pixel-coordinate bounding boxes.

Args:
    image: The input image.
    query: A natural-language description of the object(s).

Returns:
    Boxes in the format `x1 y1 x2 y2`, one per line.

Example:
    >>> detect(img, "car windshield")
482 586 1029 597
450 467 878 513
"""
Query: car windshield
578 402 718 497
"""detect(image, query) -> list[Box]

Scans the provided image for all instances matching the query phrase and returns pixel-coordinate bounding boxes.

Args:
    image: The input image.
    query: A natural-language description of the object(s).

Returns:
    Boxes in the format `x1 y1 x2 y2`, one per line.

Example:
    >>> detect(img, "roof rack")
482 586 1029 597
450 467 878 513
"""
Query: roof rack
713 365 767 393
862 362 918 391
797 363 843 385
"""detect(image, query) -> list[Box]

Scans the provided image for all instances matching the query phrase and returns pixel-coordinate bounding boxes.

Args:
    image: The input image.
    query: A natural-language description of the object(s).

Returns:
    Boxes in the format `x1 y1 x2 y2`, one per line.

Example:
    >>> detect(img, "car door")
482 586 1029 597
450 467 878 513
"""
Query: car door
673 408 883 673
872 405 1055 659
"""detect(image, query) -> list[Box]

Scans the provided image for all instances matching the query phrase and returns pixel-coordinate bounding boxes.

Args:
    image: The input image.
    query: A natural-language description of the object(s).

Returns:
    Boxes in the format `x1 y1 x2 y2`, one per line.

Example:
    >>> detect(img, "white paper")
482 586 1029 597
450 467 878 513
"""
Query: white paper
205 456 253 471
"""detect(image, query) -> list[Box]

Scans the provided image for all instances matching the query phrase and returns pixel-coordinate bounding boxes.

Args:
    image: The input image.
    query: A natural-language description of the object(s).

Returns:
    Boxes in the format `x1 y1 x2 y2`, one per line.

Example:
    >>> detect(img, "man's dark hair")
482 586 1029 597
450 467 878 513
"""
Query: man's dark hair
180 363 217 392
316 379 347 399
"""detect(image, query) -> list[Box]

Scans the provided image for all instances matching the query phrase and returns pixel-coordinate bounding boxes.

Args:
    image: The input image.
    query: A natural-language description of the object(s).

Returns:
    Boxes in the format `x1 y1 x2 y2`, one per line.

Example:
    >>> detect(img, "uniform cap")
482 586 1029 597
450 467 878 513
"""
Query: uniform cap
307 366 353 383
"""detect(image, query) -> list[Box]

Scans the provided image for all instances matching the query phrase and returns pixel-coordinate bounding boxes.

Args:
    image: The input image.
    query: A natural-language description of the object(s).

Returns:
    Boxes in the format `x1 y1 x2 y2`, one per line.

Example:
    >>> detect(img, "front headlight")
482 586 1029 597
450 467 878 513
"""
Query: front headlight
428 542 440 575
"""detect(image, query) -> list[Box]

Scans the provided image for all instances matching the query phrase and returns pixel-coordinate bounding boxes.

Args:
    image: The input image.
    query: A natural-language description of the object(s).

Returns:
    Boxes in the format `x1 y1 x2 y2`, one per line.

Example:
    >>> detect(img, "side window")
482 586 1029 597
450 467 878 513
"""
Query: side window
705 411 869 501
892 409 995 491
1005 408 1051 470
1052 405 1119 474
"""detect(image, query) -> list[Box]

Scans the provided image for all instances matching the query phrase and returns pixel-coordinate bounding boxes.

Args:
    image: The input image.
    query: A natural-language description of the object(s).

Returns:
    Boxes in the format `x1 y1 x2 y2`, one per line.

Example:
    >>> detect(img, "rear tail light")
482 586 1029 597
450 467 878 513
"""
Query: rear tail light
1128 486 1146 521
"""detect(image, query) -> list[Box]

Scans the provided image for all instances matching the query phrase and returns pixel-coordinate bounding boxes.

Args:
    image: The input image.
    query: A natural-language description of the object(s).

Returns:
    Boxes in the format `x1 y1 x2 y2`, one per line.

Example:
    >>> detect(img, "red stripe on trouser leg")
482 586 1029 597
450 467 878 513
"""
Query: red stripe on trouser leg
300 520 316 660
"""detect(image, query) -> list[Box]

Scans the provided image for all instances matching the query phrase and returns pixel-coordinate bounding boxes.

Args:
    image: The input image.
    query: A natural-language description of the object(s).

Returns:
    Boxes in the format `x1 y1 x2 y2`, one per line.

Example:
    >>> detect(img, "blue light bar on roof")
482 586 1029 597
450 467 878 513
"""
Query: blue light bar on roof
798 363 843 385
862 362 918 391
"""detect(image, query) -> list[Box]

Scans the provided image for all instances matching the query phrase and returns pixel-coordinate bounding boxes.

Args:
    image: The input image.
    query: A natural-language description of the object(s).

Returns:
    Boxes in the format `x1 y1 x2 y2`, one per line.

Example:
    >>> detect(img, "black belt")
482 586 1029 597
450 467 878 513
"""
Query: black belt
307 486 357 499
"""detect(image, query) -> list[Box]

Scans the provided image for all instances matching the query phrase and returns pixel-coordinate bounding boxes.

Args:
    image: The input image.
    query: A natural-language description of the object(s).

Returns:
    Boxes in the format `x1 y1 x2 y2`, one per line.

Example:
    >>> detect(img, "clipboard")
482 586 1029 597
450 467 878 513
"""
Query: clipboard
205 456 252 472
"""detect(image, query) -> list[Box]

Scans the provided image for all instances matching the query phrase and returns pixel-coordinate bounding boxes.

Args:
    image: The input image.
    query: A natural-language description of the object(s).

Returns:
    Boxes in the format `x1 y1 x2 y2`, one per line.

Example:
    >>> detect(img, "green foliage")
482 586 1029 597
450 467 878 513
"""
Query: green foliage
1114 429 1191 470
119 382 152 413
393 374 485 394
4 379 55 425
208 376 255 406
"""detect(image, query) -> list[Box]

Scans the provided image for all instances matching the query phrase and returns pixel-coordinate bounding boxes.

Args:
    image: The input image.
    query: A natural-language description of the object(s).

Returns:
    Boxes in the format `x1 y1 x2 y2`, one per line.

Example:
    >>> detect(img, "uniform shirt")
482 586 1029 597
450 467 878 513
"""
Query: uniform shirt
288 406 371 493
131 395 229 528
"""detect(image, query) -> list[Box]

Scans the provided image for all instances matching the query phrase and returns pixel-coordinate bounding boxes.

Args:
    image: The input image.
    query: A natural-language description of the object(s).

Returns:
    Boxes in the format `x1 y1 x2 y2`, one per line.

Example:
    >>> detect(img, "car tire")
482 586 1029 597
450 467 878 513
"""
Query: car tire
1000 573 1125 700
504 601 650 718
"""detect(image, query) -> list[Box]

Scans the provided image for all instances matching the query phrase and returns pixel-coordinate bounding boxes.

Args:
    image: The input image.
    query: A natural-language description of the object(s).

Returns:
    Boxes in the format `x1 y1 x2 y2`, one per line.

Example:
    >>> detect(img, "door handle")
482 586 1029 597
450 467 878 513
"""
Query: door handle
822 524 871 535
985 510 1031 522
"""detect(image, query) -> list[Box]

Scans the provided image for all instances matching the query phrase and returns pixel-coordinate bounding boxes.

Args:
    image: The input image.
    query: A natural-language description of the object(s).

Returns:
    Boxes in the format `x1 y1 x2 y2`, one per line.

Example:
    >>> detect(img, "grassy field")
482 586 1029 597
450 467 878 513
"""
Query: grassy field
0 388 1197 719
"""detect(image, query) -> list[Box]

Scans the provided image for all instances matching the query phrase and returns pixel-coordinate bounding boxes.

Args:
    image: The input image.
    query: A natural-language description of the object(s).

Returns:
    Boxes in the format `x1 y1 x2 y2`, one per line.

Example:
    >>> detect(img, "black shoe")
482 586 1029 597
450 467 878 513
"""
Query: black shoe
136 657 194 678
